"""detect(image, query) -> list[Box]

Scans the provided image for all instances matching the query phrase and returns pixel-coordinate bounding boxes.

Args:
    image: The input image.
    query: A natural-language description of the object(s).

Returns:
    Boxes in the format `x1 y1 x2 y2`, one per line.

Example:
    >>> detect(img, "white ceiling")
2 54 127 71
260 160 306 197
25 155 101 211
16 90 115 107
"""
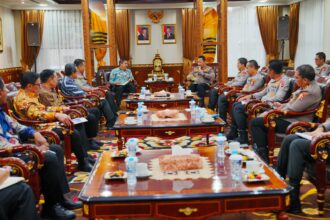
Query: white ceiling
0 0 302 10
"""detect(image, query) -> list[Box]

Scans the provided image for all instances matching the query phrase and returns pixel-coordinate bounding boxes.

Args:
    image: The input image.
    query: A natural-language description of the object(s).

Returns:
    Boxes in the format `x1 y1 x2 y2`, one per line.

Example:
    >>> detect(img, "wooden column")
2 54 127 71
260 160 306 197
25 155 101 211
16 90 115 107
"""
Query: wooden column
81 0 93 83
195 0 203 56
107 0 117 66
218 0 228 83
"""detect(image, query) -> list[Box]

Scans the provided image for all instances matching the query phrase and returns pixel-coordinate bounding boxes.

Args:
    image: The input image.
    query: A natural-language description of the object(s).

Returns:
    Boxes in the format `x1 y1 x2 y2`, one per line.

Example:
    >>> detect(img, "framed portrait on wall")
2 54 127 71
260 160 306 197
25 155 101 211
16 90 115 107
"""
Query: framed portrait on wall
0 18 3 52
136 25 151 45
162 24 176 44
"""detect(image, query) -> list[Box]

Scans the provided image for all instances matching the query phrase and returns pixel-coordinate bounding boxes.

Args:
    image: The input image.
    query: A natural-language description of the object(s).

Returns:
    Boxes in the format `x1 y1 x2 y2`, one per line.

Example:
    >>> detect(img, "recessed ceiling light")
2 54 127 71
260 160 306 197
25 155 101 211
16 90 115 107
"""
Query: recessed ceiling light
39 4 47 7
259 0 268 2
21 1 25 4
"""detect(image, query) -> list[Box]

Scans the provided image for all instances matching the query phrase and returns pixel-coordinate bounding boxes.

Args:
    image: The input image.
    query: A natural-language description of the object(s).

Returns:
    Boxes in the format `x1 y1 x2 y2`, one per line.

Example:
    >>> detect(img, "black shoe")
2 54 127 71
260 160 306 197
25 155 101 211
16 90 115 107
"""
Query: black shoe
41 203 76 220
226 128 238 140
88 140 101 151
62 200 82 210
235 129 249 144
93 140 104 146
287 180 302 214
77 159 93 172
87 155 96 164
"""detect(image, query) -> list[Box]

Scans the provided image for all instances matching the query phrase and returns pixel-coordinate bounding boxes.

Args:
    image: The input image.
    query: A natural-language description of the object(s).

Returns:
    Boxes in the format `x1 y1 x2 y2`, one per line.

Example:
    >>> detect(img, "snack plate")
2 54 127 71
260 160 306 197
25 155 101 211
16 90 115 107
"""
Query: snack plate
111 150 128 158
104 171 127 180
242 173 270 182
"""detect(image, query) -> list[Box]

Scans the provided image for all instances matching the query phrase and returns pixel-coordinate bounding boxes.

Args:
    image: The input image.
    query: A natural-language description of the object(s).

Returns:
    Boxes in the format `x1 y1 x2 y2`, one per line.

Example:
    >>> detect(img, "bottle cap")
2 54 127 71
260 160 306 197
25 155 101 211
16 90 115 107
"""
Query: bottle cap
218 133 223 136
231 150 238 155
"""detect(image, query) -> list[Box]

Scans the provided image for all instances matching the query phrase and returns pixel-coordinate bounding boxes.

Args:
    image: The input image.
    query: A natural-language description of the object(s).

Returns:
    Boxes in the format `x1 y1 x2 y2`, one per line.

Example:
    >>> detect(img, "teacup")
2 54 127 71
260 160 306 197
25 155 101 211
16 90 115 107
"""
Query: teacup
148 78 152 82
186 90 192 96
168 77 174 81
229 141 240 151
136 163 149 176
246 161 263 173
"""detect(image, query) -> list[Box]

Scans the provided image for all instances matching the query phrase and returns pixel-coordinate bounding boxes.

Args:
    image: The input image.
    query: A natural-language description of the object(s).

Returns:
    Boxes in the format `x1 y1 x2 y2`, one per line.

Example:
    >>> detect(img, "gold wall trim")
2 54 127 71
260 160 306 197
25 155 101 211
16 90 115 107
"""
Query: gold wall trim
0 67 22 73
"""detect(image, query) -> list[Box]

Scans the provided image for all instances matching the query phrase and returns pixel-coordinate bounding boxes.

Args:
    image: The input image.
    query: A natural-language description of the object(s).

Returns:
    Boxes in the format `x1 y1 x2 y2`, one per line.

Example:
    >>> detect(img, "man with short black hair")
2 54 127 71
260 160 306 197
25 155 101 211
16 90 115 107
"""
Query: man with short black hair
251 64 322 163
39 69 102 150
109 59 136 107
73 59 118 114
14 72 94 172
0 77 81 219
314 52 330 82
61 63 117 129
227 60 290 144
187 55 215 107
208 57 248 110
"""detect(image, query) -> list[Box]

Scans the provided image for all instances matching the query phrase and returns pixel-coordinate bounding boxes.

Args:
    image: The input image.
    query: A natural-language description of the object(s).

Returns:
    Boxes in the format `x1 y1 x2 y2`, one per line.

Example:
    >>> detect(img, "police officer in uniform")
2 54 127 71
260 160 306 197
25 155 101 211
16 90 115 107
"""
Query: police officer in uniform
227 60 291 143
276 118 330 214
250 64 322 163
187 55 215 107
208 57 248 110
314 52 330 83
217 60 264 123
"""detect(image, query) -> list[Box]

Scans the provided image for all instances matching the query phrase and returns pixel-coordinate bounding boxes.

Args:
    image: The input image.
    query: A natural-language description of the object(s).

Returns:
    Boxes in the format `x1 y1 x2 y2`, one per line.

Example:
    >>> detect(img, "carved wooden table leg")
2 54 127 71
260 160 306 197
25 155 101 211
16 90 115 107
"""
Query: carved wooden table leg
206 134 210 145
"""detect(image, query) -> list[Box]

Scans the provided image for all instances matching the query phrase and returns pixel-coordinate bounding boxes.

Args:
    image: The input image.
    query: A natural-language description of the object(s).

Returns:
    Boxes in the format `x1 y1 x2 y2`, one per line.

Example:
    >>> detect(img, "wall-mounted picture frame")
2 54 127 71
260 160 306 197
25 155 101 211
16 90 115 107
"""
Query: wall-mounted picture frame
136 24 151 45
0 18 3 53
162 24 176 44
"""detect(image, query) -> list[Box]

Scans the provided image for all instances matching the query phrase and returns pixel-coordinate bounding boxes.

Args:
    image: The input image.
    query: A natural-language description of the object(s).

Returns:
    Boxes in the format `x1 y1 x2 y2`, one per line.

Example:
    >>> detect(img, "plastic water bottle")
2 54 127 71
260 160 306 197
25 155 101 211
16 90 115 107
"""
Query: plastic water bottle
126 157 137 186
179 87 185 99
216 133 227 166
140 87 146 99
189 99 196 111
229 150 243 181
137 106 143 124
126 139 137 157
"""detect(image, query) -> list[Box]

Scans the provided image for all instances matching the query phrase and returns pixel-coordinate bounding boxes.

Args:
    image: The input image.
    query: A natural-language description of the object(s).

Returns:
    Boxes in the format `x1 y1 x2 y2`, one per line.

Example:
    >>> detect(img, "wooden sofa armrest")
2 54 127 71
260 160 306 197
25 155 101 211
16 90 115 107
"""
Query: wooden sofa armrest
69 105 88 117
39 130 61 145
310 134 330 160
286 122 319 134
244 99 263 113
0 157 30 180
0 145 44 170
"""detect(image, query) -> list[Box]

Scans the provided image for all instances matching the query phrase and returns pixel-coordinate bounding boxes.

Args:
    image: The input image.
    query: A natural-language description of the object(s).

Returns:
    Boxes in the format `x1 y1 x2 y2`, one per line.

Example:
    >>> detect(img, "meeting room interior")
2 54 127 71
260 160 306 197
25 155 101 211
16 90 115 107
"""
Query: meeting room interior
0 0 330 219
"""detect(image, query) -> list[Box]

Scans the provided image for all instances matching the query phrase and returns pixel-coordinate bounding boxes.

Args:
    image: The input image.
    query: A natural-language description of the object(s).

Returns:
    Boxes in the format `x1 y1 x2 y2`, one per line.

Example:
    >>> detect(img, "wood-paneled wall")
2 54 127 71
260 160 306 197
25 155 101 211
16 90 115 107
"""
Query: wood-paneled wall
0 67 22 83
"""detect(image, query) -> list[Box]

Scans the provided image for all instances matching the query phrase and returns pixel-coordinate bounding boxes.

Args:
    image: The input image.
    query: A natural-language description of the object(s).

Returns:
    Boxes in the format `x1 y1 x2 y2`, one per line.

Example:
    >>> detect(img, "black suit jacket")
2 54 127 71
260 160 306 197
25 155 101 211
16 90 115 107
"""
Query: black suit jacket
164 33 175 40
138 34 148 41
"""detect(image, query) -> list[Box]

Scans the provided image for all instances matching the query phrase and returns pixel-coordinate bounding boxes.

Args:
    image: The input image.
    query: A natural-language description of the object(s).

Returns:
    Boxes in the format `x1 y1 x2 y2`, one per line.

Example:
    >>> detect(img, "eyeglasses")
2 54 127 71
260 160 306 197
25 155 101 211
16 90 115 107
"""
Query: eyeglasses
33 83 41 87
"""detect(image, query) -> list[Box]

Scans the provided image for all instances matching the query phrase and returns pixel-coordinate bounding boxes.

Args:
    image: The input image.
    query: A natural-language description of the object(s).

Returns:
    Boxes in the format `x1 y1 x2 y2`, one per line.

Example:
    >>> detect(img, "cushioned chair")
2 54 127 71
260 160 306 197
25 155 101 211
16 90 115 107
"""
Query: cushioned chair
285 121 330 216
6 95 77 174
257 83 330 166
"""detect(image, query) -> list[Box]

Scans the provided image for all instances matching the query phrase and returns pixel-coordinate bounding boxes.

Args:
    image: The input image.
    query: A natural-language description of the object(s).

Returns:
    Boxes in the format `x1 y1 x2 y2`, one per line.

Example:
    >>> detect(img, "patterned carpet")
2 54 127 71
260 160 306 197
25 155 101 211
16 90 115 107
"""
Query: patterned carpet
65 130 330 220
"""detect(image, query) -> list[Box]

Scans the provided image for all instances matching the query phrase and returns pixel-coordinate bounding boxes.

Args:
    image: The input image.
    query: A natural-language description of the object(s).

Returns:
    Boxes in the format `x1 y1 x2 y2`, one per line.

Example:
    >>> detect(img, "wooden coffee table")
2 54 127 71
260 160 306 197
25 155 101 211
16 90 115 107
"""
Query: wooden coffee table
79 148 291 220
113 109 225 149
125 93 199 110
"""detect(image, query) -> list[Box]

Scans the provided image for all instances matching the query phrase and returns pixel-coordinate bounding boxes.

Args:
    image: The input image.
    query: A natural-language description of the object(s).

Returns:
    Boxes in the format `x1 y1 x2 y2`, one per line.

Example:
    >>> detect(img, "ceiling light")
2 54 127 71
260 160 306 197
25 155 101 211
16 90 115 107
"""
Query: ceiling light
21 1 25 4
39 4 47 7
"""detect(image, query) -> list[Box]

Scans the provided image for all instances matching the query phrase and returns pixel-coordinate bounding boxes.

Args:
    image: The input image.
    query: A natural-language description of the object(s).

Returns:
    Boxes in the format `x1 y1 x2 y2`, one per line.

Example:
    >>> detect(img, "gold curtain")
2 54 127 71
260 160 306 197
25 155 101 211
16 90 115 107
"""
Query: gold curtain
115 10 130 61
256 6 279 63
21 10 44 71
289 3 300 67
90 11 107 67
182 8 197 77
